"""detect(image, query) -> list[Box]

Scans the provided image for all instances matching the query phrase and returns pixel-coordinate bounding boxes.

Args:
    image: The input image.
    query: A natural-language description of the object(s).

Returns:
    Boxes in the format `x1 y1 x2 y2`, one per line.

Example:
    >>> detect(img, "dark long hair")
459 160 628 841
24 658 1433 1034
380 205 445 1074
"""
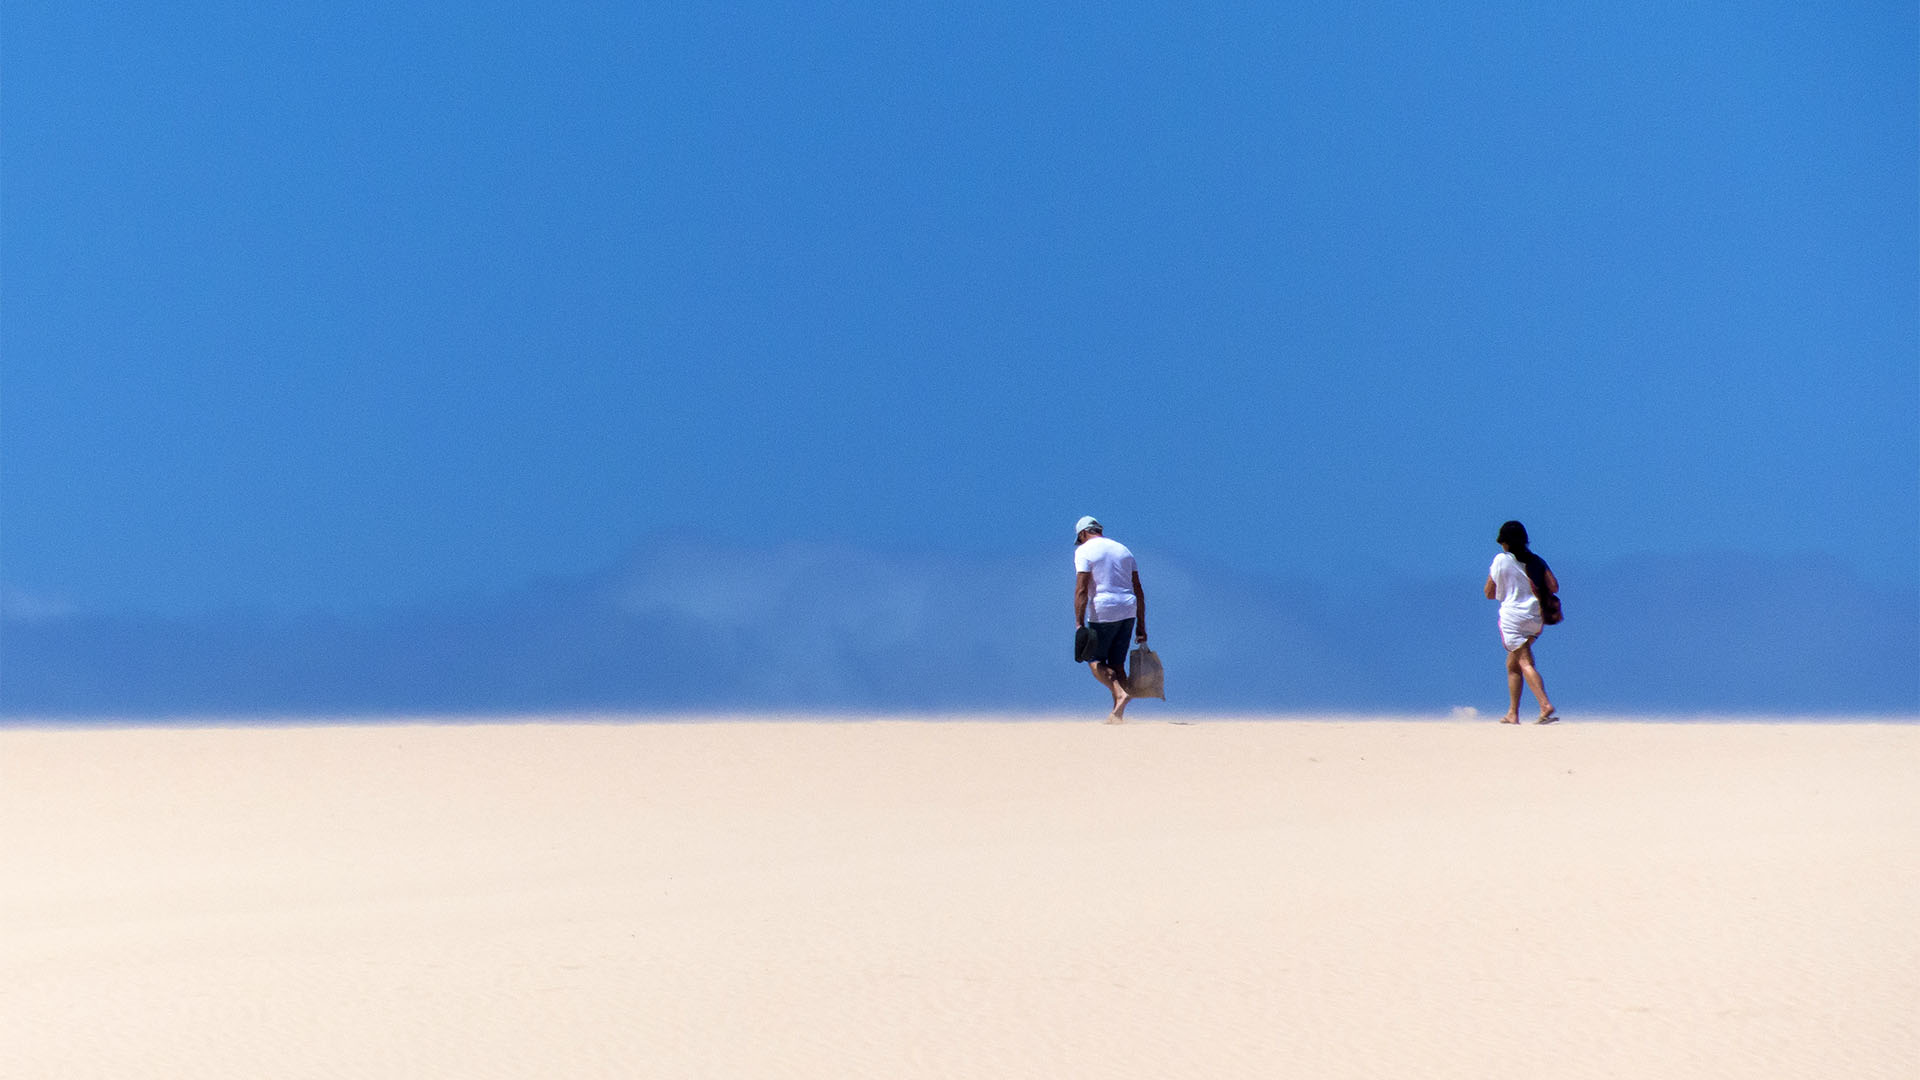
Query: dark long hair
1497 520 1554 599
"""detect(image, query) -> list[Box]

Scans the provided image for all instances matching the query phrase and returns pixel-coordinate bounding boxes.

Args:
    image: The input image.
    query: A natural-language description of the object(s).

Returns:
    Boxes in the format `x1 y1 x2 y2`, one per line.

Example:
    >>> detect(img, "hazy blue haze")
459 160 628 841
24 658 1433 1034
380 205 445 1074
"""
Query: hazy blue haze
3 3 1915 714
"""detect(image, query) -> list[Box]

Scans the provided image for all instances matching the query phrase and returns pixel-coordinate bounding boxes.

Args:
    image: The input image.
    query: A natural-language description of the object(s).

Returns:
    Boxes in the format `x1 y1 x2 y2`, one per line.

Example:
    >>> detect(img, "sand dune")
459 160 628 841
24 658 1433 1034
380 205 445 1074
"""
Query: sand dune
3 717 1914 1078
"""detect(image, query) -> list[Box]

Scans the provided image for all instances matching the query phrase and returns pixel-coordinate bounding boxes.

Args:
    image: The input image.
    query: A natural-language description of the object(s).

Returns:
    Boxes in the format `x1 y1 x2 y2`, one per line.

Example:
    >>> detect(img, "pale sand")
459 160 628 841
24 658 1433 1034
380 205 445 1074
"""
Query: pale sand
2 717 1915 1079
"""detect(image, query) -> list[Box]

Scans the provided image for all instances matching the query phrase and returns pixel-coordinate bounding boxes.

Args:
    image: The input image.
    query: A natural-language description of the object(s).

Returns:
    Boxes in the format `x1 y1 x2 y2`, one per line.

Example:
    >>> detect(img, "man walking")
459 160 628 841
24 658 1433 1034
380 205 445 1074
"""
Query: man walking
1074 516 1147 723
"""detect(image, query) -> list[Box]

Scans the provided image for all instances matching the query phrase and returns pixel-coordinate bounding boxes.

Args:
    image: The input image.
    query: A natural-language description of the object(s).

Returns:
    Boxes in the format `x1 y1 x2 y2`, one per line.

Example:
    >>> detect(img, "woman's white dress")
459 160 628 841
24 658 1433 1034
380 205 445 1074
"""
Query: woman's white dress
1490 551 1543 652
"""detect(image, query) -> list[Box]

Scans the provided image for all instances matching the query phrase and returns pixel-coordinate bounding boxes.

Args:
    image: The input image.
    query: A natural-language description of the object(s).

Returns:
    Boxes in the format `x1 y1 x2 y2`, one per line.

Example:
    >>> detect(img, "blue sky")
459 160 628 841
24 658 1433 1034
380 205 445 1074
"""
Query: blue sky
3 3 1915 711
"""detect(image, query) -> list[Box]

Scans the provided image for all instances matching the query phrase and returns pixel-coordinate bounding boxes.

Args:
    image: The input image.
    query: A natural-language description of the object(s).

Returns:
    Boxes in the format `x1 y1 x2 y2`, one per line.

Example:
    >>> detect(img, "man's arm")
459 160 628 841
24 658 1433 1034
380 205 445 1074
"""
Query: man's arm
1075 571 1092 626
1131 570 1147 641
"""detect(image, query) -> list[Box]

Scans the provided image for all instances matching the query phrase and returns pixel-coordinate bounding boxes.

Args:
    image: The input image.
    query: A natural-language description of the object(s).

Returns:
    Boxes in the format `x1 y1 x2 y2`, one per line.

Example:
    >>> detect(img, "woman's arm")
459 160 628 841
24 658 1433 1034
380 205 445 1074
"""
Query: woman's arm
1484 575 1497 600
1544 567 1559 594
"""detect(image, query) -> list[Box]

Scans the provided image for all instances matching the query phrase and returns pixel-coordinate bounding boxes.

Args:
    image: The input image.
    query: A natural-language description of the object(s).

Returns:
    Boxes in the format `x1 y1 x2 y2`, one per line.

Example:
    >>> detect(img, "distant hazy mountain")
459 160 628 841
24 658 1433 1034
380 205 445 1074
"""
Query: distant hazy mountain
3 543 1914 718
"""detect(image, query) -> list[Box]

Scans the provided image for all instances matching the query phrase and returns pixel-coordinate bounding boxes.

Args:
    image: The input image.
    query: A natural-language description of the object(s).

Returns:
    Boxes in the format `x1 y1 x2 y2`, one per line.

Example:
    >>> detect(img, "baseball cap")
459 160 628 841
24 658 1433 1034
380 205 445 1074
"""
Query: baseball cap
1075 515 1101 535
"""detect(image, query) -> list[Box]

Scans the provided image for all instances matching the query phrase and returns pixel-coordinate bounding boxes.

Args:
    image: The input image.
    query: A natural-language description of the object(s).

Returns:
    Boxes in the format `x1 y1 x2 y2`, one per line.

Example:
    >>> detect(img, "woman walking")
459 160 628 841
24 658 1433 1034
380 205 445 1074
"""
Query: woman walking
1484 520 1560 724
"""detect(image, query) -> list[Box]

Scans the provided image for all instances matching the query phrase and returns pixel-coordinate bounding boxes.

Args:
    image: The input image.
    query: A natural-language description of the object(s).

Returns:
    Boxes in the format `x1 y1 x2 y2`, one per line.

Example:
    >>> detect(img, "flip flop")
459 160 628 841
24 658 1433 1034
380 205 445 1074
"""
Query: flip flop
1536 711 1560 725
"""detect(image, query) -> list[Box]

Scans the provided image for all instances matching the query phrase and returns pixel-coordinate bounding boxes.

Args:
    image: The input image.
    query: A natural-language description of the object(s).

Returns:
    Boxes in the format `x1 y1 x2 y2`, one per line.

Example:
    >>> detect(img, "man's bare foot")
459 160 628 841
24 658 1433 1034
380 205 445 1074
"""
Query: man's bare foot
1105 713 1126 724
1108 690 1131 723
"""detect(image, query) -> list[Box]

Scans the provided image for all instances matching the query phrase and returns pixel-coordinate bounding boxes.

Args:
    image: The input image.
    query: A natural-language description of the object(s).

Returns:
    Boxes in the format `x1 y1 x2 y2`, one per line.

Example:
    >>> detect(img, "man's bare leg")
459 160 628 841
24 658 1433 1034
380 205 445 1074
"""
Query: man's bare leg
1092 661 1132 723
1088 663 1113 690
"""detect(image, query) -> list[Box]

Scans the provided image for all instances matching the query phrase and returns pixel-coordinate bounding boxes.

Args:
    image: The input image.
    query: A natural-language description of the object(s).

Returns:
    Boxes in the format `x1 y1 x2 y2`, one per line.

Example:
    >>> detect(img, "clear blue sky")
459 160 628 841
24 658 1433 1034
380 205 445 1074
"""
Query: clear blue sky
4 1 1915 619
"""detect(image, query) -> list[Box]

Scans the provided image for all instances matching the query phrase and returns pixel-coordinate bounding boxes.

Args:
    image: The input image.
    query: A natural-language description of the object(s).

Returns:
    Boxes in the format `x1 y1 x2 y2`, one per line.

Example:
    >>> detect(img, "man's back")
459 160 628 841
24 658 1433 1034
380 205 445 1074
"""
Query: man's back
1074 536 1137 620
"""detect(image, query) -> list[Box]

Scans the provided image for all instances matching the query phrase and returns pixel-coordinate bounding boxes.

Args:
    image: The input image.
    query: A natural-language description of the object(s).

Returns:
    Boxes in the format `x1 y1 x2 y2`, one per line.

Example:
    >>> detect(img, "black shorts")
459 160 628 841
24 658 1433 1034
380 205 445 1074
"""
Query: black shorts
1085 618 1134 670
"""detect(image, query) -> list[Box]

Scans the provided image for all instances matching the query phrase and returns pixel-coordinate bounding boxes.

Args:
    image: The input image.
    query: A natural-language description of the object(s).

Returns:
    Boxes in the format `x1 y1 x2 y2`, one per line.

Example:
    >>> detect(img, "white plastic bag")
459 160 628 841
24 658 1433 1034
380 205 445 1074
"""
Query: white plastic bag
1128 644 1165 700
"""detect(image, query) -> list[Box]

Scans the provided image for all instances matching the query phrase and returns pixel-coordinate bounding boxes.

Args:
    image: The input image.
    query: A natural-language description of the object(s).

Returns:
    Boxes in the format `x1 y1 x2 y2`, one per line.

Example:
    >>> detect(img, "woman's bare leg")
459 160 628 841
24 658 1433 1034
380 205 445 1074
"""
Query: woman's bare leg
1513 641 1555 720
1502 649 1523 722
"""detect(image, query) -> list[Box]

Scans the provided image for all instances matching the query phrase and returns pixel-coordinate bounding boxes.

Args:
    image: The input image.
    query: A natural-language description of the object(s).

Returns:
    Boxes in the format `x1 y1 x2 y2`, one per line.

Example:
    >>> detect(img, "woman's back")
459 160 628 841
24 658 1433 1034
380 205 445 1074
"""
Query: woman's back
1489 551 1540 617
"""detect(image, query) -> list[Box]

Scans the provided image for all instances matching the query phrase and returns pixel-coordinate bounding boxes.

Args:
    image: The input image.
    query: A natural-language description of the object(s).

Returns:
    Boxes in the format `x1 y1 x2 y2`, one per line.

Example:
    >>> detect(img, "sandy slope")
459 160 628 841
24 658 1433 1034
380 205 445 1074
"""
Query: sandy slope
2 717 1914 1078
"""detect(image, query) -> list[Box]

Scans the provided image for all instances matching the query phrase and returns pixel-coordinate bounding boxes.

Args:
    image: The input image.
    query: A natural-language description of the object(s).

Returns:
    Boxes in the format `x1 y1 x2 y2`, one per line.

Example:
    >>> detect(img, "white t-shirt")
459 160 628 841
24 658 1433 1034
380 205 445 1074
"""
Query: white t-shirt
1489 552 1540 621
1074 536 1138 622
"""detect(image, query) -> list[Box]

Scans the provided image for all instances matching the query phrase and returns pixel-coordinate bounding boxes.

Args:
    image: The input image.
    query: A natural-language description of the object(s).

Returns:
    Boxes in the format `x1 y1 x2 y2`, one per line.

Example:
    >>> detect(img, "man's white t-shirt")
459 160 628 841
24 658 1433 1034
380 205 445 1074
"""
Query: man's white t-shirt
1074 536 1138 622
